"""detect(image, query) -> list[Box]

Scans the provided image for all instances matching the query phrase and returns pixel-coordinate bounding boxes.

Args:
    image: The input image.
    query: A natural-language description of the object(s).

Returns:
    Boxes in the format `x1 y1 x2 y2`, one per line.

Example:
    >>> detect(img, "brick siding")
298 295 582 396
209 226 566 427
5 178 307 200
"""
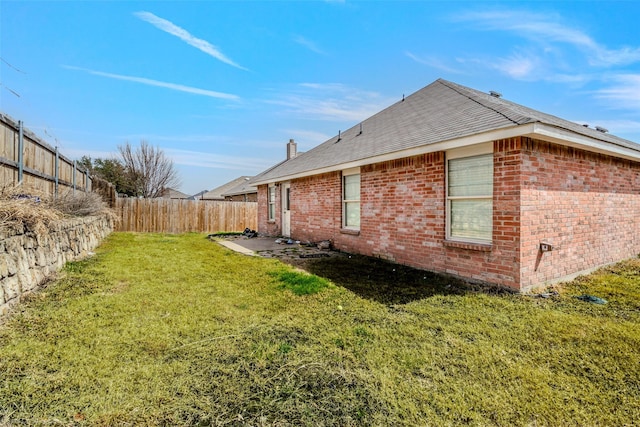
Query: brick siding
257 185 280 236
224 193 258 202
519 137 640 290
257 137 640 291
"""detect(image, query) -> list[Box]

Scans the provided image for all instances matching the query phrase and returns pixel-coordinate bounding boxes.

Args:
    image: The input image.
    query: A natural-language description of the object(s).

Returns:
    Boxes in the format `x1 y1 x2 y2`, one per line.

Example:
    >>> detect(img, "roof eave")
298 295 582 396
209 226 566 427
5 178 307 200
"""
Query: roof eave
252 123 640 186
526 123 640 162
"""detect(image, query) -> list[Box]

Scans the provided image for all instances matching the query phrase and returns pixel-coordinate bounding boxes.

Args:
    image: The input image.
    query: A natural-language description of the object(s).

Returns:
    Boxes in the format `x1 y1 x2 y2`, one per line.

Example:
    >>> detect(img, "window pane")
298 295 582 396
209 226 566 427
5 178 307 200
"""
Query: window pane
267 187 275 220
344 174 360 200
449 154 493 197
345 201 360 227
450 199 492 241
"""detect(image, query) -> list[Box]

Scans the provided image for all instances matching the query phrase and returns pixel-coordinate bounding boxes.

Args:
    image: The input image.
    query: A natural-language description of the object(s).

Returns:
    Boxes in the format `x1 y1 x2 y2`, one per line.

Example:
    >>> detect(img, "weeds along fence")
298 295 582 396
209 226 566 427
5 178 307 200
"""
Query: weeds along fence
116 198 258 233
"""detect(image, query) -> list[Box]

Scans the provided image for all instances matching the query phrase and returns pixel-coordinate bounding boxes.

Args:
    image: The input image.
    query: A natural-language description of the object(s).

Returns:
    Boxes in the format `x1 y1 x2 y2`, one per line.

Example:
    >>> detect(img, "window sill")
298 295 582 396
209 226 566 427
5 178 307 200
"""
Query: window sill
340 228 360 236
267 220 276 224
443 240 492 252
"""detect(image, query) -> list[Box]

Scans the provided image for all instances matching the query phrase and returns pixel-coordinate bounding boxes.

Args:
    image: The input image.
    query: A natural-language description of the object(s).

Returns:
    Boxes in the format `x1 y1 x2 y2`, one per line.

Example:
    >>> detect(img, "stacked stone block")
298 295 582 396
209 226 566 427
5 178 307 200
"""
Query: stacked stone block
0 216 113 318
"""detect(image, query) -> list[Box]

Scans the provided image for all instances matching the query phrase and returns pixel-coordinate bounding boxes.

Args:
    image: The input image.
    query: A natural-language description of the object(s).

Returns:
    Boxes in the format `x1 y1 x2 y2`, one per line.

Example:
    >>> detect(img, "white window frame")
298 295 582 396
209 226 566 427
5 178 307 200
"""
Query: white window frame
267 184 276 221
446 143 493 244
342 167 361 230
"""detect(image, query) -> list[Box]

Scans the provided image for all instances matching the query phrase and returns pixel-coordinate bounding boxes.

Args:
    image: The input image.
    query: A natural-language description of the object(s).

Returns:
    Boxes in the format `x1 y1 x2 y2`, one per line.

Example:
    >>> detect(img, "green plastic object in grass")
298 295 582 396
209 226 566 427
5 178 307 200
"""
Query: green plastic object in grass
575 294 608 304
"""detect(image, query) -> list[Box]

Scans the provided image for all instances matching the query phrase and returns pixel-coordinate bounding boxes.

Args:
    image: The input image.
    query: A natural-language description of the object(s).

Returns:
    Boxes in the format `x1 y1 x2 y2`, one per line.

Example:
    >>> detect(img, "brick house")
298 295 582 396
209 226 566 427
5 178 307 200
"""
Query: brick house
251 79 640 292
222 179 257 202
201 176 254 201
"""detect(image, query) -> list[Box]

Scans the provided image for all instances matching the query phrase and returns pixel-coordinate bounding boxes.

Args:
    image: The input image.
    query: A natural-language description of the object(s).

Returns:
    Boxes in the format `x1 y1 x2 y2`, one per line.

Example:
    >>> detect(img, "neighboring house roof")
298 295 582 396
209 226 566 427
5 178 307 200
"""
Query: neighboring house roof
252 78 640 185
188 190 209 200
158 187 190 199
221 179 257 198
201 176 253 200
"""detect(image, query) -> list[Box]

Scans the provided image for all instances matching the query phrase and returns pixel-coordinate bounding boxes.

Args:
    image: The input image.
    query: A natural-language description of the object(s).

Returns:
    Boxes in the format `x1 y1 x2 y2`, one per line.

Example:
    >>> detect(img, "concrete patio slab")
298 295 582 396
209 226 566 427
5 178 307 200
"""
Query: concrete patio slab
213 236 336 261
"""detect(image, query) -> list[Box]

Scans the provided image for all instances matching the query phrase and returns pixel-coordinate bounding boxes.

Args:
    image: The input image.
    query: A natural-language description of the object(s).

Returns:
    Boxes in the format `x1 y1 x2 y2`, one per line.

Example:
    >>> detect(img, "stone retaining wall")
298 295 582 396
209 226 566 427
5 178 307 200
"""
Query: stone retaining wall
0 215 114 318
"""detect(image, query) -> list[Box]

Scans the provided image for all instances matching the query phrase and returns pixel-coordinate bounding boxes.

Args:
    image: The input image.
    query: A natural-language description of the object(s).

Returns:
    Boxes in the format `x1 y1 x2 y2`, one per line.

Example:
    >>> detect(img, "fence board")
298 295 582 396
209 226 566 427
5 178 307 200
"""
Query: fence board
115 198 257 233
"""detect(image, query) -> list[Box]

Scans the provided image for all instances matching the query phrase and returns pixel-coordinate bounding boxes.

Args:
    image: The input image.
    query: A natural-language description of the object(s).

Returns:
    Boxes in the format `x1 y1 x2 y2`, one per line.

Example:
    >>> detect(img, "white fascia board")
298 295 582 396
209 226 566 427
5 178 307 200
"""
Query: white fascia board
526 123 640 162
252 123 640 185
252 126 527 185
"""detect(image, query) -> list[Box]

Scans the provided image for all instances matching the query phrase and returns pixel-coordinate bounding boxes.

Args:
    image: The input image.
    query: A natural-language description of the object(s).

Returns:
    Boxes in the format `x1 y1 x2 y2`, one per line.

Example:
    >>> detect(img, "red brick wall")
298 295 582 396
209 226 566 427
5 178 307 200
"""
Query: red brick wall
354 153 446 269
257 137 640 291
290 172 342 243
257 185 281 236
520 138 640 290
225 193 258 202
285 151 523 289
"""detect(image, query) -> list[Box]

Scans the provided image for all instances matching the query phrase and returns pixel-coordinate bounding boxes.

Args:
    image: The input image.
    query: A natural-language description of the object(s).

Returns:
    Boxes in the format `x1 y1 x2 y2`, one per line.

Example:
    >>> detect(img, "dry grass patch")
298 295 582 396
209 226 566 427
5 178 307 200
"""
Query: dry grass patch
0 184 113 234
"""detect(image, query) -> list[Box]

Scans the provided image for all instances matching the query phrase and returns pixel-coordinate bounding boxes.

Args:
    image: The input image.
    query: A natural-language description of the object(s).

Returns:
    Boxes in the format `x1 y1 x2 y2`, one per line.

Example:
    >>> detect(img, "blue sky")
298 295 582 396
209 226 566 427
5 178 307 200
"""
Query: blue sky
2 1 639 195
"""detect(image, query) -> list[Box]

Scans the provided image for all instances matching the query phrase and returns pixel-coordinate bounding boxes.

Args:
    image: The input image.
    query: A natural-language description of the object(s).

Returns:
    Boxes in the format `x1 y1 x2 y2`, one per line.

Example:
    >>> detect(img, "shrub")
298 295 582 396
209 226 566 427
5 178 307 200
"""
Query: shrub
0 184 114 233
49 189 110 217
0 184 61 233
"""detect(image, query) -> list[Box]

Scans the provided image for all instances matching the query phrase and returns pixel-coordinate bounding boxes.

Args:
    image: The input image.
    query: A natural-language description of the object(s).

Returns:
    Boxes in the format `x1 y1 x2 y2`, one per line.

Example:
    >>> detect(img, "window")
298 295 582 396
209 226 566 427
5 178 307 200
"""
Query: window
447 153 493 243
343 172 360 229
267 185 276 221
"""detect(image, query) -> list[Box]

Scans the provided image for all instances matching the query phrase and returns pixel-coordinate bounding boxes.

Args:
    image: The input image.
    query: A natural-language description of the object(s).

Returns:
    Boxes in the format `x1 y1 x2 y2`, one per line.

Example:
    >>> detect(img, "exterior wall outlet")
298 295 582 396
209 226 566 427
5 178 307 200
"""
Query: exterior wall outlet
540 242 553 252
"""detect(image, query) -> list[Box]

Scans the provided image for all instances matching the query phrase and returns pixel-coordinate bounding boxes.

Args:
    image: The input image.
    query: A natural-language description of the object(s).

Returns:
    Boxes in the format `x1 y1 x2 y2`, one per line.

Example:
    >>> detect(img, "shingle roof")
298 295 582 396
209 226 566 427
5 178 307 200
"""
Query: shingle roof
252 78 640 184
158 188 190 199
221 179 257 197
201 176 253 200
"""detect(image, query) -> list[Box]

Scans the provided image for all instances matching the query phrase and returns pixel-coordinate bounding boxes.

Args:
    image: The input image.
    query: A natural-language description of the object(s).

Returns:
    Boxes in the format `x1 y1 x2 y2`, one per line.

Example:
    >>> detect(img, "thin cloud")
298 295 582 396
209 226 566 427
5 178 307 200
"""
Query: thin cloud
63 65 240 100
293 35 327 55
119 133 231 144
595 74 640 110
282 128 333 147
134 11 248 71
494 51 539 80
166 148 273 170
454 10 640 67
265 83 393 122
405 51 464 74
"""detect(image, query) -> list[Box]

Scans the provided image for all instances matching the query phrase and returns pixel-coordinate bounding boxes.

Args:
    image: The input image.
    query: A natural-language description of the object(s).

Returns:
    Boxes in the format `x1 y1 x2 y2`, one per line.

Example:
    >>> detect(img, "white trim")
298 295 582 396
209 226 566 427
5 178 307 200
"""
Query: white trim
342 172 361 230
342 166 361 176
525 123 640 162
446 152 493 244
281 182 291 237
252 123 640 186
267 184 276 221
446 142 492 160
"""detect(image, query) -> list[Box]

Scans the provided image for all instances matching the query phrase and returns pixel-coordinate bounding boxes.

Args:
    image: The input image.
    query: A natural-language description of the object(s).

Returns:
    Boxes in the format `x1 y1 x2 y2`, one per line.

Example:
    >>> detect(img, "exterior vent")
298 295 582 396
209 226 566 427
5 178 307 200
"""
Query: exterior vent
489 90 502 98
583 124 589 128
595 126 609 133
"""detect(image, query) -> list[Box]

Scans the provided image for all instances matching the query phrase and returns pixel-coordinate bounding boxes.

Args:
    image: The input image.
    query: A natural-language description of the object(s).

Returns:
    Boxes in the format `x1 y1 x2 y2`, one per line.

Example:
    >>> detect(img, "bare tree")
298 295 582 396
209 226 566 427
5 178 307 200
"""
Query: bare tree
118 141 181 198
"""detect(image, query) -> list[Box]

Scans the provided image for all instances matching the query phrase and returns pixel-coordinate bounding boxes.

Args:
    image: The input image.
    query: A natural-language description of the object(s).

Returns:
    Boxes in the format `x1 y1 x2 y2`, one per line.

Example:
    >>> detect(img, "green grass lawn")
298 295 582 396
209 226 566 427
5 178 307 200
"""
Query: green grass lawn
1 233 639 426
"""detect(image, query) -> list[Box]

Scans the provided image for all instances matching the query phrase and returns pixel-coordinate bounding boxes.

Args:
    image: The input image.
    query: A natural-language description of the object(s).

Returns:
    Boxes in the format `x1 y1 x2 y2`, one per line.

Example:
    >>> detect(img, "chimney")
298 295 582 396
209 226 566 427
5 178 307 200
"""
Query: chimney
287 138 297 160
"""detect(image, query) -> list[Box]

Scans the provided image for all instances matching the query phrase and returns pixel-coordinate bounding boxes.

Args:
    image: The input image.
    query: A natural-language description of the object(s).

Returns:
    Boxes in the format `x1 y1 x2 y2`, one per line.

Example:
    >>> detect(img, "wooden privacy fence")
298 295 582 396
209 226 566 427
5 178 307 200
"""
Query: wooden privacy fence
116 198 258 233
0 113 93 196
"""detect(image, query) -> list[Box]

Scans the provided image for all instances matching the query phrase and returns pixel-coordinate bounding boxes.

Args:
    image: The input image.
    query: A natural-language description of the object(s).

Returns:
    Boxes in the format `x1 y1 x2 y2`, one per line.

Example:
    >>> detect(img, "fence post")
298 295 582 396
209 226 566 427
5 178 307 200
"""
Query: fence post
73 160 77 194
18 120 24 183
54 147 59 198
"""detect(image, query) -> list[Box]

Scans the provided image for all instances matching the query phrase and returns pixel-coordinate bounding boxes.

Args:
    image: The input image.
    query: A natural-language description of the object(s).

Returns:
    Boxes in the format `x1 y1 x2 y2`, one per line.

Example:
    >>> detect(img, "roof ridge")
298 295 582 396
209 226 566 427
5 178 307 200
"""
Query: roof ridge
437 79 527 126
